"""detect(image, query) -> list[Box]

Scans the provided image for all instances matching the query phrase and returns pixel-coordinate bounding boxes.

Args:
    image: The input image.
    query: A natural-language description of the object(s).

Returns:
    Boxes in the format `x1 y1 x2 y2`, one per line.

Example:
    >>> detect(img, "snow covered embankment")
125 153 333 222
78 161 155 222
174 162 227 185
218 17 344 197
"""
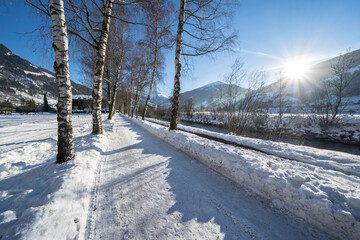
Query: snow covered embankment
130 117 360 240
181 112 360 144
149 118 360 177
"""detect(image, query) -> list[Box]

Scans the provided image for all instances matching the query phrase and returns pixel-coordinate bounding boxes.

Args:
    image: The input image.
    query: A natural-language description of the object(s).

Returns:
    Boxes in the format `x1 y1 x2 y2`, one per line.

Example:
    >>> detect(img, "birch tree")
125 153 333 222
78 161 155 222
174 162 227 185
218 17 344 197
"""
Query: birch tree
126 46 138 116
66 0 148 133
50 0 75 162
105 21 128 119
65 0 114 134
141 0 173 120
169 0 186 130
129 44 151 118
169 0 237 130
26 0 74 163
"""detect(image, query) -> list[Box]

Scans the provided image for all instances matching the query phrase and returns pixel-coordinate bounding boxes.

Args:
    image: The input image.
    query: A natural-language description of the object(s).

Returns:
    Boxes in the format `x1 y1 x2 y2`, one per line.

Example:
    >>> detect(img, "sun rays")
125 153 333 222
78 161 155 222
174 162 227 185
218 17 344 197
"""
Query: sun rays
283 59 310 80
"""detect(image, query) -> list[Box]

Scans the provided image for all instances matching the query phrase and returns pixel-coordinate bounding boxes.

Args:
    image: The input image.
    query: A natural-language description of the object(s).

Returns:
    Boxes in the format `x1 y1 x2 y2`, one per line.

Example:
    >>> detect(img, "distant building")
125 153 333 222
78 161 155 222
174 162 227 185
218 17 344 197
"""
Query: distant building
48 104 57 112
72 95 92 112
0 100 15 114
0 107 15 114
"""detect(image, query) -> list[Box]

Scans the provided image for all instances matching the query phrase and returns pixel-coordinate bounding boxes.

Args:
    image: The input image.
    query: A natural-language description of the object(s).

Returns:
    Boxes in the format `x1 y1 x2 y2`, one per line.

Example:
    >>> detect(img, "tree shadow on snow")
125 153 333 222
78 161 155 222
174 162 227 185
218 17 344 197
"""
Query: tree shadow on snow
106 117 259 239
0 134 88 239
0 157 69 238
106 117 332 240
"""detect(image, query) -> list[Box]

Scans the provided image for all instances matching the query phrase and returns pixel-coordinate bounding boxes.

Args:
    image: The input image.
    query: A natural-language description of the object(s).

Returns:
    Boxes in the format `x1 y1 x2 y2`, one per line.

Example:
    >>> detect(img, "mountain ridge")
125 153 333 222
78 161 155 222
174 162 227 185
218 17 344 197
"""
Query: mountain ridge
177 49 360 111
0 43 90 105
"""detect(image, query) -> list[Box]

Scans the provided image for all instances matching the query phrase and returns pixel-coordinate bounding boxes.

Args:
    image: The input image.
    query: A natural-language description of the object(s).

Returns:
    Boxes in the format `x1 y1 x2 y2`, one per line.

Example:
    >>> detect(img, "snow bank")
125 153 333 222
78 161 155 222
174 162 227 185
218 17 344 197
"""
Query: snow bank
148 118 360 177
129 116 360 240
0 114 109 239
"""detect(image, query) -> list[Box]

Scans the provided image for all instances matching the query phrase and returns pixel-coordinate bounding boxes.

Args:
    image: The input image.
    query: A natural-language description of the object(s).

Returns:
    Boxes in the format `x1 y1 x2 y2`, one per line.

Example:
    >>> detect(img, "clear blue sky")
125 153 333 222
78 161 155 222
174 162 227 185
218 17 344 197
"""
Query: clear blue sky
1 0 360 96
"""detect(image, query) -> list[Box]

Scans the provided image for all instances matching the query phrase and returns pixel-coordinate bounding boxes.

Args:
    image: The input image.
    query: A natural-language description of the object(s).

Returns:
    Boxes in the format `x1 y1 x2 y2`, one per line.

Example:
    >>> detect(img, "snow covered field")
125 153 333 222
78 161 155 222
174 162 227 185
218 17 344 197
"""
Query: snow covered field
0 113 108 239
0 113 358 239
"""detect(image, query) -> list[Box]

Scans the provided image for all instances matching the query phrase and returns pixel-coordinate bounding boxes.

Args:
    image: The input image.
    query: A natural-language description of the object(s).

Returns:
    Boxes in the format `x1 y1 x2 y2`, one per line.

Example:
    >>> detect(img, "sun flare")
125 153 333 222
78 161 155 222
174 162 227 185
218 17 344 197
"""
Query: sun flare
283 59 309 80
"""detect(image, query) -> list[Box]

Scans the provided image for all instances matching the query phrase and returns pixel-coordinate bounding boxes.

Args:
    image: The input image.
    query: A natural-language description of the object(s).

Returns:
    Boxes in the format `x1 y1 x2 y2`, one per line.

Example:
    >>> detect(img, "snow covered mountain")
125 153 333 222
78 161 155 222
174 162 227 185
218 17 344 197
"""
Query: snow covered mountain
180 81 246 108
0 44 90 105
150 91 171 107
137 81 244 110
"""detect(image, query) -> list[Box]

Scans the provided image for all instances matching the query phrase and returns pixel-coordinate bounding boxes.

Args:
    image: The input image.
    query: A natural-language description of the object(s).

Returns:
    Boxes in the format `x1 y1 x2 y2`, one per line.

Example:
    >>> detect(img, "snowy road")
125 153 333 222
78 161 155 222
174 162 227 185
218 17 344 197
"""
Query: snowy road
88 116 331 240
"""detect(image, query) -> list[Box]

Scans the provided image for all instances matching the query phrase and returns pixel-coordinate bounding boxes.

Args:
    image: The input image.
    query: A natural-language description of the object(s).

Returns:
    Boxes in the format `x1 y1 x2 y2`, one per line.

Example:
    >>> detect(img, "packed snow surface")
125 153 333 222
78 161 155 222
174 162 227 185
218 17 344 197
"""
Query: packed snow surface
0 113 357 239
89 115 331 240
138 117 360 239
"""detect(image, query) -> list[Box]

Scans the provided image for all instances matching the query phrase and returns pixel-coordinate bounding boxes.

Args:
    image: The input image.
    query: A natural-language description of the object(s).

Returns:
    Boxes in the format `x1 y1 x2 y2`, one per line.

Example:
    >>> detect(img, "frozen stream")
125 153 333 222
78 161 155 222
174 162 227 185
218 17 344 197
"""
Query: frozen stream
179 120 360 155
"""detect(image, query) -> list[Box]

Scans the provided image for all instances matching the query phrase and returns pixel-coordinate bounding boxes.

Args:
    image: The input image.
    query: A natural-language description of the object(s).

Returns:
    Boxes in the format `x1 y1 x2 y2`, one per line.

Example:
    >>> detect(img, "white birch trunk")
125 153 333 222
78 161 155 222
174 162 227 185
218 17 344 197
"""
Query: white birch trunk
108 48 124 120
135 86 144 119
142 1 160 120
142 39 159 120
131 79 140 118
169 0 186 130
108 82 117 119
106 67 111 116
49 0 74 163
129 76 134 116
92 0 113 135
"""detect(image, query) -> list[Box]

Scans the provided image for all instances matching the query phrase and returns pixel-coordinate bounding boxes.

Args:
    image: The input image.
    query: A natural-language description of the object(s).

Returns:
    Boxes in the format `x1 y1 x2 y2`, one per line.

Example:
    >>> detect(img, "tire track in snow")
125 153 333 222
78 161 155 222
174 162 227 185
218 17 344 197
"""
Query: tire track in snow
85 121 115 239
207 193 258 239
85 155 106 239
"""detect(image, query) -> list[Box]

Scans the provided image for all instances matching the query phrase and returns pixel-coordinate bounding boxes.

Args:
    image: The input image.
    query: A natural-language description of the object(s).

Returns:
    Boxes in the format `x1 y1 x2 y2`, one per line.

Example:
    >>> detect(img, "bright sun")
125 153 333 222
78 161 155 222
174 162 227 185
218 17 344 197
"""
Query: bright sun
283 59 309 80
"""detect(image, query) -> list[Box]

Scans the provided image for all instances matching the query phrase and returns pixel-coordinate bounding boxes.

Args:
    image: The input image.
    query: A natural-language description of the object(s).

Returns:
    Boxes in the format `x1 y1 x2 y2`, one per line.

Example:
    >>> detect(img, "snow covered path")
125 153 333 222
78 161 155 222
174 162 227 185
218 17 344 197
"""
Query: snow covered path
89 116 331 240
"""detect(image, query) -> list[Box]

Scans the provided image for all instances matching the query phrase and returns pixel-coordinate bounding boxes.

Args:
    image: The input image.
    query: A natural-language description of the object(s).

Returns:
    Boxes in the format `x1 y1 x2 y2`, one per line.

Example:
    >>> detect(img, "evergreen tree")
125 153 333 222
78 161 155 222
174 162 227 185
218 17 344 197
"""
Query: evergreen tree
43 93 49 112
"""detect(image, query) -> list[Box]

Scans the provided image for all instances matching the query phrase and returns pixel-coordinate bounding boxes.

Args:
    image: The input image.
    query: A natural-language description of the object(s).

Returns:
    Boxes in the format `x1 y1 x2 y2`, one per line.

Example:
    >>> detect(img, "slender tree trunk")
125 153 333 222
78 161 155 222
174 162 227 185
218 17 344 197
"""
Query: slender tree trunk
142 2 160 120
169 0 186 130
108 82 118 119
135 86 144 119
106 67 111 115
108 80 119 119
107 81 111 112
332 95 342 121
49 0 74 163
279 72 282 124
142 39 159 120
92 0 113 135
131 80 140 118
108 48 124 120
129 77 134 116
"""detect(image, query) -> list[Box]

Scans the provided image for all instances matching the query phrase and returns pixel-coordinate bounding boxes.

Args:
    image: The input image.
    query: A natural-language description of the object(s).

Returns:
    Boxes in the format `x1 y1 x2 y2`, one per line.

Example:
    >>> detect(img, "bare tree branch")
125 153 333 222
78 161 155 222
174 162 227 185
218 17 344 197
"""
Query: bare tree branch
25 0 51 17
